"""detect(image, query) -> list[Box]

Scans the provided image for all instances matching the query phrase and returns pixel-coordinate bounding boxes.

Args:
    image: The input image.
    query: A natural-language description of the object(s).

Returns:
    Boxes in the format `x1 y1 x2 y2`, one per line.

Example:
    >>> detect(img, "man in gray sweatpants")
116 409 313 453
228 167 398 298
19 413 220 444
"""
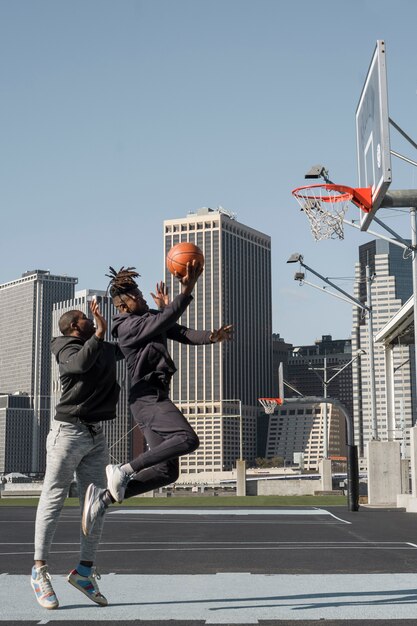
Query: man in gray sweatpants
31 299 122 610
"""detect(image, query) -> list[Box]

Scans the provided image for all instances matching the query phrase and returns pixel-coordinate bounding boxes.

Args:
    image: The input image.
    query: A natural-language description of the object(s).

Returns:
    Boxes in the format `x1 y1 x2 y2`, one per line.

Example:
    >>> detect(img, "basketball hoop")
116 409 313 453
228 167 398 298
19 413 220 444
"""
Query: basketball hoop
292 184 372 241
258 397 283 415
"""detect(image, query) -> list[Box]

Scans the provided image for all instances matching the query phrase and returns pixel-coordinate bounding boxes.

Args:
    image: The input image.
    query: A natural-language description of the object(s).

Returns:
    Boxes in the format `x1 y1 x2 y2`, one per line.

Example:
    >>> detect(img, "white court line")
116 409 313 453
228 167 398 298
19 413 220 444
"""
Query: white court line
2 541 415 556
108 507 351 523
0 540 410 548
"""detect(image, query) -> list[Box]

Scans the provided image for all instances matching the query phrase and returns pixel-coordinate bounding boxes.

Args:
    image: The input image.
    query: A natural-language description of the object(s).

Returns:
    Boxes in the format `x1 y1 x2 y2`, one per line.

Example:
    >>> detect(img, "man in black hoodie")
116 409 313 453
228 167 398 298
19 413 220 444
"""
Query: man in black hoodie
31 299 122 610
82 264 232 535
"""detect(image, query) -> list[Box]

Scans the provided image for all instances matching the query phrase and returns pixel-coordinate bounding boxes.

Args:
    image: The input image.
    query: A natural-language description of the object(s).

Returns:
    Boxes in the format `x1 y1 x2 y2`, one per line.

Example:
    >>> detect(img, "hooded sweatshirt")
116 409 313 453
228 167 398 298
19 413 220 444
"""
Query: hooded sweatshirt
51 334 121 424
111 292 212 390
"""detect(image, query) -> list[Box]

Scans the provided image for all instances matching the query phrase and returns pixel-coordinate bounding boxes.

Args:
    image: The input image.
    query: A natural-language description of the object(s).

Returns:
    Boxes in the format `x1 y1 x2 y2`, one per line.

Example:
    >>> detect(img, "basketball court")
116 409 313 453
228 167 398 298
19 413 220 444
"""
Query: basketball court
3 38 417 626
1 505 417 624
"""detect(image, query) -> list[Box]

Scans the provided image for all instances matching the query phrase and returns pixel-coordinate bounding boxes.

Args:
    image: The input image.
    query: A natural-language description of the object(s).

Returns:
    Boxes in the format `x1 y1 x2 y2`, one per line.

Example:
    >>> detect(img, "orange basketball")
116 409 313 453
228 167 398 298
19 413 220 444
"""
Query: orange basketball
166 242 204 277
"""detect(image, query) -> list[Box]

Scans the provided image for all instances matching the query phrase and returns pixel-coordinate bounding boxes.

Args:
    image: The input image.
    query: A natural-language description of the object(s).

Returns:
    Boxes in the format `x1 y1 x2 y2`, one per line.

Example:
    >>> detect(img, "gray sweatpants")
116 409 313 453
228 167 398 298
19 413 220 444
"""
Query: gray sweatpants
34 420 108 563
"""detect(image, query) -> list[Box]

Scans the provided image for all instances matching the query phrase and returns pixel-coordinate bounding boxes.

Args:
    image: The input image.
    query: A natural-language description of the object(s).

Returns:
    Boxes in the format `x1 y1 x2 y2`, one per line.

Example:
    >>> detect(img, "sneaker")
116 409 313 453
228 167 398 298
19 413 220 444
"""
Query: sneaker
31 565 59 609
106 464 130 503
82 483 107 536
67 567 108 606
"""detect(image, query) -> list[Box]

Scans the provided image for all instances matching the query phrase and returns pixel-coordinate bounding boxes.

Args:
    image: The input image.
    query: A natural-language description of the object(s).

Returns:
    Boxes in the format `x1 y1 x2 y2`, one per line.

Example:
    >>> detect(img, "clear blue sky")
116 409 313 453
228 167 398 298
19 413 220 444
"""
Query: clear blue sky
1 0 417 345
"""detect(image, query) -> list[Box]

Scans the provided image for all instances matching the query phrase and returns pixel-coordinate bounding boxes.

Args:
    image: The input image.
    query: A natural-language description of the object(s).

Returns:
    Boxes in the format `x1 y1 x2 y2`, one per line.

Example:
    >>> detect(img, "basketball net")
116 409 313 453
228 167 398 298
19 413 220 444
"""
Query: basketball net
258 398 283 415
292 184 354 241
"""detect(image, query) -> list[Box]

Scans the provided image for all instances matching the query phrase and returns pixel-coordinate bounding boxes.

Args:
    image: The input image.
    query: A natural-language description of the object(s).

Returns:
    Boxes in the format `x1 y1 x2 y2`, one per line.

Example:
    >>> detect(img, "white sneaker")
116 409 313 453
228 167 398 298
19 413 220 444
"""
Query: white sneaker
31 565 59 609
67 567 108 606
82 483 107 536
106 464 130 503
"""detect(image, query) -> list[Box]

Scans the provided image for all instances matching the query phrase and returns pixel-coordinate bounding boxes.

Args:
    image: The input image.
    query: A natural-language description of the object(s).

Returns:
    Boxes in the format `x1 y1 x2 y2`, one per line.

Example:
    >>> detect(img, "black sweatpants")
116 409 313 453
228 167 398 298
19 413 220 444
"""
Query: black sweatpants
124 384 199 498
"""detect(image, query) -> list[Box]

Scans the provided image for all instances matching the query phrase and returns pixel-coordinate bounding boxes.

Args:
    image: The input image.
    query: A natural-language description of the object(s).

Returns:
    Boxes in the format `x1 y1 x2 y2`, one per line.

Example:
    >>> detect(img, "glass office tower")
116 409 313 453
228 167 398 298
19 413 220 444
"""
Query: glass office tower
352 240 414 456
0 270 77 473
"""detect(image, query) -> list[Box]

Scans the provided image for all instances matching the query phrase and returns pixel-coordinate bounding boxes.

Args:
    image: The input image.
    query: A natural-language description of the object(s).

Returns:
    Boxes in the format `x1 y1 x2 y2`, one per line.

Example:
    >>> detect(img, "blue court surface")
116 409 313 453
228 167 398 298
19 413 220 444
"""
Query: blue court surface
1 505 417 624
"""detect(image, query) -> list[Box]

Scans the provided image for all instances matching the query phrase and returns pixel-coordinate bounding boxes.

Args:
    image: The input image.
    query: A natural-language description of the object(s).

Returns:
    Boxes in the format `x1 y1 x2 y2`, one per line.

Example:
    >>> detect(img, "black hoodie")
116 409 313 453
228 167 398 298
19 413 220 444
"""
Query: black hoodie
111 293 212 389
51 334 122 424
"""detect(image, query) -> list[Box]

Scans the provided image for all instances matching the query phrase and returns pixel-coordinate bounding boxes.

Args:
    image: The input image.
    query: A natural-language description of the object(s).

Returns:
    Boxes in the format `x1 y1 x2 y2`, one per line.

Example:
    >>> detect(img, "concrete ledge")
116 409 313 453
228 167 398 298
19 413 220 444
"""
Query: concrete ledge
405 496 417 513
396 494 410 509
397 493 417 513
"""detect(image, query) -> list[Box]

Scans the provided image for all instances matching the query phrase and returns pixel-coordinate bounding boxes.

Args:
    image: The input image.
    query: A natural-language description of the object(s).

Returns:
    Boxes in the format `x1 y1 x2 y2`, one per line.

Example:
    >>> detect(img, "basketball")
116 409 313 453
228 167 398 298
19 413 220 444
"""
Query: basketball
166 242 204 277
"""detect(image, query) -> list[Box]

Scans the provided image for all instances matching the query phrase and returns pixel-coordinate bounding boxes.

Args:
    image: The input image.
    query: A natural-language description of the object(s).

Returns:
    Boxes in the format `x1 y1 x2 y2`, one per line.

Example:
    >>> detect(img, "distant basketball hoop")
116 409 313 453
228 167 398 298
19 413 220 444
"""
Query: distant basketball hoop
292 183 372 241
258 397 283 415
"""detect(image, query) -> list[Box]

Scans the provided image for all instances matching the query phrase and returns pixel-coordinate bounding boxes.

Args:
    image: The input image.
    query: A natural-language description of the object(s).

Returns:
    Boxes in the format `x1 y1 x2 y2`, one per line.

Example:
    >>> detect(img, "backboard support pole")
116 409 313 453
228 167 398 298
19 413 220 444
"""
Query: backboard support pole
410 208 417 436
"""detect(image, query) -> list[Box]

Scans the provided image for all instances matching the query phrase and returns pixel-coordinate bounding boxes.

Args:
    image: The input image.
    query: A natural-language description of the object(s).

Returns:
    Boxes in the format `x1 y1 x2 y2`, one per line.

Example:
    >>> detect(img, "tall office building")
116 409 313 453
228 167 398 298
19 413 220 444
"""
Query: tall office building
52 290 142 464
164 207 273 472
0 394 34 475
352 240 414 456
0 270 77 473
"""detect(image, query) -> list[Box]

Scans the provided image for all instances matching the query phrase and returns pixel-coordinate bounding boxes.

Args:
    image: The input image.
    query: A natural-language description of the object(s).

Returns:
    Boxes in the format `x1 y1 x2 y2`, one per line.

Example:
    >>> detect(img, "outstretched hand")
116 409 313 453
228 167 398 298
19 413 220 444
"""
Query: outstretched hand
89 299 107 339
151 281 170 309
210 324 233 343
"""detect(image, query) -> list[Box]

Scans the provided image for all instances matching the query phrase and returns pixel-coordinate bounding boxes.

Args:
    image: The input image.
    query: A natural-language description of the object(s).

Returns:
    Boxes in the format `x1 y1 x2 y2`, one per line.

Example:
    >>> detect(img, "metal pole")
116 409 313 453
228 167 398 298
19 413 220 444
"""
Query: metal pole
366 262 378 439
279 397 359 511
323 356 328 459
410 208 417 425
239 399 243 461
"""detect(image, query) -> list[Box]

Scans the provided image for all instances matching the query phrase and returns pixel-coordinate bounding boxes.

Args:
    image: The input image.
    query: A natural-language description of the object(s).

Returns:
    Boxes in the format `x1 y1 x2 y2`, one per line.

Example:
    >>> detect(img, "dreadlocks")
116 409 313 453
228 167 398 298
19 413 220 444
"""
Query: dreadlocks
106 266 141 298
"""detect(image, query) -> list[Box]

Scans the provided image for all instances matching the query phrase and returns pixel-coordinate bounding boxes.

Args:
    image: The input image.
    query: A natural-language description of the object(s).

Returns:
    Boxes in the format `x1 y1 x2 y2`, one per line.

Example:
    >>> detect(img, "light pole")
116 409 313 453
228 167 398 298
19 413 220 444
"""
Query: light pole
308 350 365 459
276 396 360 511
287 252 379 442
222 399 245 495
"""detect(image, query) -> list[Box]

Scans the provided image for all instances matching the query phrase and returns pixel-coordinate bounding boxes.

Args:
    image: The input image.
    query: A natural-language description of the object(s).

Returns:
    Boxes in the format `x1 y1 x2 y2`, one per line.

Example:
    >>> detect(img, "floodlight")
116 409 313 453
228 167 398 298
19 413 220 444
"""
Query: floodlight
305 164 331 182
305 165 327 179
287 252 303 264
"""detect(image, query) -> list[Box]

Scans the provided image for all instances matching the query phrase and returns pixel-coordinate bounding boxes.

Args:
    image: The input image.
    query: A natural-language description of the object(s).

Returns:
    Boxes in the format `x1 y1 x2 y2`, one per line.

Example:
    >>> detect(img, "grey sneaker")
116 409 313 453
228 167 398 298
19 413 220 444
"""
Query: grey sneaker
106 464 130 503
67 567 108 606
31 564 59 609
82 483 107 536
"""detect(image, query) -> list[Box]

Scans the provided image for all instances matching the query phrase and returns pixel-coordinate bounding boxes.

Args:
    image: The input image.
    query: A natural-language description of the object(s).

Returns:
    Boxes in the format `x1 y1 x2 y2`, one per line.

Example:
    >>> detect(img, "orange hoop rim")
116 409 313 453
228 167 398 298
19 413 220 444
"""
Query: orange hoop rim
258 397 283 403
292 183 372 212
292 183 353 203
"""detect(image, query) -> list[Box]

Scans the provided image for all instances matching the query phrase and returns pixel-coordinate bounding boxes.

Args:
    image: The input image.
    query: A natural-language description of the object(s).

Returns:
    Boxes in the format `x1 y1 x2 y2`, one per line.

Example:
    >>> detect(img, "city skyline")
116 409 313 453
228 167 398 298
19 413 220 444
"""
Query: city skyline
2 2 417 346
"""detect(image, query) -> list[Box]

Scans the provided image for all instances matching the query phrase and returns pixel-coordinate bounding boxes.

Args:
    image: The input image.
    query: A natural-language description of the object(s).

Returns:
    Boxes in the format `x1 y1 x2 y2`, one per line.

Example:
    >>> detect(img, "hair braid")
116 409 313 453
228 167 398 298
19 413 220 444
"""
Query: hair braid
106 266 141 298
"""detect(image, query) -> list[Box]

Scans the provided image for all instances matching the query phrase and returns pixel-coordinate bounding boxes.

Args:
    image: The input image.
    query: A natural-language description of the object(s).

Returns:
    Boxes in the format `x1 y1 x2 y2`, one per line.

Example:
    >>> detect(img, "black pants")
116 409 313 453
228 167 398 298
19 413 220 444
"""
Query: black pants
124 384 199 498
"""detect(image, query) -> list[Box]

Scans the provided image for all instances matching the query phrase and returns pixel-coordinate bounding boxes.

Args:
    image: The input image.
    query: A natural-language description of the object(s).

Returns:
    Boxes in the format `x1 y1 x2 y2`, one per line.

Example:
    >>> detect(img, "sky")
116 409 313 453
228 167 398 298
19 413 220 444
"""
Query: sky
1 0 417 345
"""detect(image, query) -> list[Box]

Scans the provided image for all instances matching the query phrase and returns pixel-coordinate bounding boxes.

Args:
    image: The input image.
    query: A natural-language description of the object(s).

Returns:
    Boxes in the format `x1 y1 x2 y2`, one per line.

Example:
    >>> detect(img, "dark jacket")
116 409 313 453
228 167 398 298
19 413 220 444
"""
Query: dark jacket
51 334 122 424
111 293 212 389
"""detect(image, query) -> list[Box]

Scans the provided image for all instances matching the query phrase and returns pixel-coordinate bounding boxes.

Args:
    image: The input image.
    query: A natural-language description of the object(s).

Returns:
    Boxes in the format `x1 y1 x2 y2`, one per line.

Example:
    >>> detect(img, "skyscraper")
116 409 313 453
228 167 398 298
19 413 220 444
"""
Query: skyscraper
0 270 77 473
352 240 414 456
0 394 34 475
163 207 273 472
